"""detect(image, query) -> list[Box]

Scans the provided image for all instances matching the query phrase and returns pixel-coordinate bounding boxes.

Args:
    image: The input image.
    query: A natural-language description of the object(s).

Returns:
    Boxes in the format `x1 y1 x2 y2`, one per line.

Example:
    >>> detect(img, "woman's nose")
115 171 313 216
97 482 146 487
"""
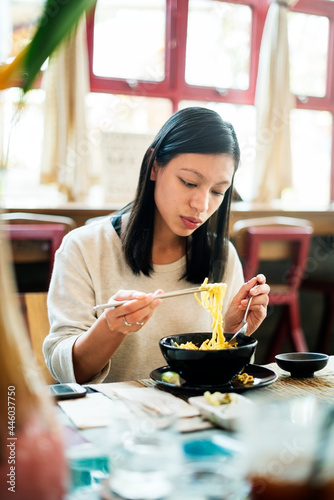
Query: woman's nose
190 189 209 213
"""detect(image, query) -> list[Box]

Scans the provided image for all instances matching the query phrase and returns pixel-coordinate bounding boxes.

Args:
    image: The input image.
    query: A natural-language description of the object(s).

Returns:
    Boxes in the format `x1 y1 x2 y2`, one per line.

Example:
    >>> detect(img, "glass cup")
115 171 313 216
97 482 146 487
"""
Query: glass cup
107 402 182 500
66 442 110 497
167 433 250 500
167 459 250 500
236 397 334 500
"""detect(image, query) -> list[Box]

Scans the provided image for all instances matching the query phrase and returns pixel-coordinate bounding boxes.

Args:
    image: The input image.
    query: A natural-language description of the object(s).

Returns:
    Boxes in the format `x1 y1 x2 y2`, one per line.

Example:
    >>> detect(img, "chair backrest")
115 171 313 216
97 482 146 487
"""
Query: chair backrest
1 211 76 230
8 222 66 269
1 213 76 292
233 217 314 290
19 292 57 384
233 217 313 258
3 224 67 291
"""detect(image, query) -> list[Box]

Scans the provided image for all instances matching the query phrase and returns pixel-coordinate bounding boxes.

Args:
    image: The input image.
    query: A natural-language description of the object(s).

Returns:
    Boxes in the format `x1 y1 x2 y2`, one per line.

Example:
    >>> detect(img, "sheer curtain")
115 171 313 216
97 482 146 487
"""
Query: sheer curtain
253 0 299 203
0 0 11 174
41 15 94 202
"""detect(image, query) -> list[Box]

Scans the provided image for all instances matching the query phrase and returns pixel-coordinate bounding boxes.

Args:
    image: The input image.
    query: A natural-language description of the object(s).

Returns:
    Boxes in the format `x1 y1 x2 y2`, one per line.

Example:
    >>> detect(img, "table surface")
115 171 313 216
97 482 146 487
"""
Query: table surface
59 357 334 498
59 357 334 448
249 356 334 402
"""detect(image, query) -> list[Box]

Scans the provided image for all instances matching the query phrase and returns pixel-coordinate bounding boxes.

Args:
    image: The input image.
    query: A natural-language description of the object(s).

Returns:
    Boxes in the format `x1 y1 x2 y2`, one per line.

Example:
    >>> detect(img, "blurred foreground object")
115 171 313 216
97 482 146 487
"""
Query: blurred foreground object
0 0 96 92
0 220 68 499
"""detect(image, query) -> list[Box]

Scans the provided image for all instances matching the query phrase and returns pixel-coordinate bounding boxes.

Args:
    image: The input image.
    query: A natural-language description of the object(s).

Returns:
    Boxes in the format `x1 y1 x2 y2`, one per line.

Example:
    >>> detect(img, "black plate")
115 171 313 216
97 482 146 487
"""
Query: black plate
150 364 278 395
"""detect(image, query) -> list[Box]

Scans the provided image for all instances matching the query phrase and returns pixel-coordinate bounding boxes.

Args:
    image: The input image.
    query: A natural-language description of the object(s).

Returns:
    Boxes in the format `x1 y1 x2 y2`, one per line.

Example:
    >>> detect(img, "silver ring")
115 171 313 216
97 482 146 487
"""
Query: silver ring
136 321 145 326
123 316 133 327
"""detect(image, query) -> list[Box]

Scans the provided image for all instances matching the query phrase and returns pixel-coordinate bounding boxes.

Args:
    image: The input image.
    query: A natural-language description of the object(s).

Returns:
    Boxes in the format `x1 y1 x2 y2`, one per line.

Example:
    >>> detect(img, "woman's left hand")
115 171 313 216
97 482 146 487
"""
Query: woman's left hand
224 274 270 335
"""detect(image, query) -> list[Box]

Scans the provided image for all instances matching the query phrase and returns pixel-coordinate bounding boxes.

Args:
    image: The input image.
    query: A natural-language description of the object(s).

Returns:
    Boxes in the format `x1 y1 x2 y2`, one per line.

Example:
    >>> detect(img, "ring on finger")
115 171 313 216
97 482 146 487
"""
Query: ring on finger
123 316 133 327
136 321 145 326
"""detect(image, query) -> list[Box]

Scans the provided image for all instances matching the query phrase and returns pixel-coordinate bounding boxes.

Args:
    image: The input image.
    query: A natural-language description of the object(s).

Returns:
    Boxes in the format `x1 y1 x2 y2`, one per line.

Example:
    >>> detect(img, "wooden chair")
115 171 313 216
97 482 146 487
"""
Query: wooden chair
19 291 57 384
299 234 334 354
1 212 76 292
233 217 314 362
1 212 76 230
302 277 334 353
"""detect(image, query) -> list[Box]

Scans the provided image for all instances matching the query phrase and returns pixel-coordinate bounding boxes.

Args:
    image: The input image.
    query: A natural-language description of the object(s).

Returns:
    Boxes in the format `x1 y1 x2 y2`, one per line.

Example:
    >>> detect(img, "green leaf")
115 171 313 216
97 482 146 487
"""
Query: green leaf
22 0 96 92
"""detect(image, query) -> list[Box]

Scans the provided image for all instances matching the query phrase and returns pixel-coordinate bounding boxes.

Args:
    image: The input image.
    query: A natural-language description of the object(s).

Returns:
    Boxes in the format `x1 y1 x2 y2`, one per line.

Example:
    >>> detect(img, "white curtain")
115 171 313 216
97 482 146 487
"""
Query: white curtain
41 15 94 202
253 0 299 203
0 0 11 64
0 0 12 174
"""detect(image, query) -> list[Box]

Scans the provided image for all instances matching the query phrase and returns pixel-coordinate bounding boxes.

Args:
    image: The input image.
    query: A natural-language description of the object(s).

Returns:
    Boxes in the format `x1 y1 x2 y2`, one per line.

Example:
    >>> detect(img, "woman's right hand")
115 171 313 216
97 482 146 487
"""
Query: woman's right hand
73 289 163 384
103 289 163 334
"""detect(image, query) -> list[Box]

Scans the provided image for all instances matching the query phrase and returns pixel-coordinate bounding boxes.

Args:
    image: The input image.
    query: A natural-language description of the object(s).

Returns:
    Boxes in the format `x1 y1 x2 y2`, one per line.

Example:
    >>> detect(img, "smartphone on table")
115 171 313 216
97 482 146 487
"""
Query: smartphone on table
49 383 87 400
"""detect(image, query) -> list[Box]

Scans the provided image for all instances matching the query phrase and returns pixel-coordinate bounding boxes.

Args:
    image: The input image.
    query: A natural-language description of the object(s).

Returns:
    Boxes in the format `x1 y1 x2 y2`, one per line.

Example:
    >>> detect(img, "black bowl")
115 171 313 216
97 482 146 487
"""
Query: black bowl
159 332 257 386
275 352 329 378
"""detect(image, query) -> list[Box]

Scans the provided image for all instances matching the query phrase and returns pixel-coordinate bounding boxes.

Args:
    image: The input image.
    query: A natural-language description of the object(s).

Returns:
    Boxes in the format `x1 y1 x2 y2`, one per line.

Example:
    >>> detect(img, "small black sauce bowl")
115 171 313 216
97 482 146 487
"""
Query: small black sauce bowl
159 332 257 386
275 352 329 378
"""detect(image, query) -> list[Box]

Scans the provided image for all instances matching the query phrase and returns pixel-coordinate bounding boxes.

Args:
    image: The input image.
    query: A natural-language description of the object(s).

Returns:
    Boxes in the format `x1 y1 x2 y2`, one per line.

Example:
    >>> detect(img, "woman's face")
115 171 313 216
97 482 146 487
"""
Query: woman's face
150 153 235 238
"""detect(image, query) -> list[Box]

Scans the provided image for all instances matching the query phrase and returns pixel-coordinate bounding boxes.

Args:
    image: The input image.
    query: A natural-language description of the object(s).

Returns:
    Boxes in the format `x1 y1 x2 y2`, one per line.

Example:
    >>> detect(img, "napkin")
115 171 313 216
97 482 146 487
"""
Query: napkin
58 383 213 432
92 383 199 418
58 393 129 429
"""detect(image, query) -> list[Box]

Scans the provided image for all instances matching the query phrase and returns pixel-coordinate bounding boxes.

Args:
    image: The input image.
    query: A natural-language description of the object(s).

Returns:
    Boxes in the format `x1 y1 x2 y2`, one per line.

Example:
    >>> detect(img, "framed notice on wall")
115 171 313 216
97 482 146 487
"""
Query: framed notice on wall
101 132 155 204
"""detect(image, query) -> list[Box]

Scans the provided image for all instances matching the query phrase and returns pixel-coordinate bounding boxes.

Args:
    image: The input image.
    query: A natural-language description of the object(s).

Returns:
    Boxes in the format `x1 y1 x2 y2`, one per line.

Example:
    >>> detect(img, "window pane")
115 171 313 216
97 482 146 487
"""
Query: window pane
1 88 62 205
86 93 172 204
290 109 332 204
288 12 328 98
86 93 172 134
185 0 251 90
179 100 256 202
93 0 166 82
3 1 45 62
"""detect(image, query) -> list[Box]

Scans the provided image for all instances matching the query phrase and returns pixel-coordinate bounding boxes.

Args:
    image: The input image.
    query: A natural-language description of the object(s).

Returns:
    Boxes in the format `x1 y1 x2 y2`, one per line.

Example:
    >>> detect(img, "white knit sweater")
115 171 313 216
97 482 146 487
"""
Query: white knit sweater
43 216 244 383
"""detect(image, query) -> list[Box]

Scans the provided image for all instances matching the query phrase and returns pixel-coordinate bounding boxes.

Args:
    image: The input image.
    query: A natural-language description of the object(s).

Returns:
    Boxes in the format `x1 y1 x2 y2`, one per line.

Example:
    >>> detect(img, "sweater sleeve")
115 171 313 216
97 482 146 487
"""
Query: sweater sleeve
42 228 110 384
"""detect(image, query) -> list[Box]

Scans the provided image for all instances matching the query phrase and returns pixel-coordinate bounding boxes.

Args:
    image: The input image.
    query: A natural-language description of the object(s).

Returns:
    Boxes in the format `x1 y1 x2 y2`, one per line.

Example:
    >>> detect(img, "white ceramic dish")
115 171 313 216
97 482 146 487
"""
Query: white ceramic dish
188 393 253 431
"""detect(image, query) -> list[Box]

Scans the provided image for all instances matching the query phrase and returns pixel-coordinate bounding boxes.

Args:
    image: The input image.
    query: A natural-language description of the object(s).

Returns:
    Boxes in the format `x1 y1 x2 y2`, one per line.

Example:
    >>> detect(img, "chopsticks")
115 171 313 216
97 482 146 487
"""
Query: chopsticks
93 286 209 311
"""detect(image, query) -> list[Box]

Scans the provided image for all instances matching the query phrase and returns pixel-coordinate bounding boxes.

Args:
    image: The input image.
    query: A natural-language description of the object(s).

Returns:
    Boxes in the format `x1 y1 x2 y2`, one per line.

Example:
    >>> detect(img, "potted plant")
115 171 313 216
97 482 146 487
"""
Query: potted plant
0 0 96 92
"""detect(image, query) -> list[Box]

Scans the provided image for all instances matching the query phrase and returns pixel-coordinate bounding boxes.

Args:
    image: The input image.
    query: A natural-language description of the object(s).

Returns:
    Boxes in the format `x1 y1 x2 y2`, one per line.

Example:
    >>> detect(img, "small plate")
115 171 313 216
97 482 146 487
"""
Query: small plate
150 364 278 395
188 393 253 431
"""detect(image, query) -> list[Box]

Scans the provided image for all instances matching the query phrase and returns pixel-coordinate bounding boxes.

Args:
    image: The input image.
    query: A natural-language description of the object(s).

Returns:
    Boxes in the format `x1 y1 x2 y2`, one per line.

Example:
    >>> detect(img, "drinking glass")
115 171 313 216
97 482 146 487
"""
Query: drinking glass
66 442 110 498
236 397 334 500
107 402 182 500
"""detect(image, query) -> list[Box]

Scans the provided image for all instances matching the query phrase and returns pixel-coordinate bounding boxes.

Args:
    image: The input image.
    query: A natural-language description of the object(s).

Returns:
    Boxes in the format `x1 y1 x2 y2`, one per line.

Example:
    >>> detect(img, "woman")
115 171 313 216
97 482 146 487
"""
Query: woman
43 107 270 384
0 227 68 499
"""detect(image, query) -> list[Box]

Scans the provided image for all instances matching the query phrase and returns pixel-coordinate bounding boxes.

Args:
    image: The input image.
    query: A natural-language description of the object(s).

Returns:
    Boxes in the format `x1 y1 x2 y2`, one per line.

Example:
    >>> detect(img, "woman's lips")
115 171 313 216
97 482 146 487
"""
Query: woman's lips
180 216 202 230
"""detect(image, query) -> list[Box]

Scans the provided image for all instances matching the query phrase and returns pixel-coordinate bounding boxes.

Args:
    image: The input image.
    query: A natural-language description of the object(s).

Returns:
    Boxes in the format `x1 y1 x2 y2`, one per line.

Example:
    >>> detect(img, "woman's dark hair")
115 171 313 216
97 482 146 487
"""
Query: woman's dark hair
120 107 240 284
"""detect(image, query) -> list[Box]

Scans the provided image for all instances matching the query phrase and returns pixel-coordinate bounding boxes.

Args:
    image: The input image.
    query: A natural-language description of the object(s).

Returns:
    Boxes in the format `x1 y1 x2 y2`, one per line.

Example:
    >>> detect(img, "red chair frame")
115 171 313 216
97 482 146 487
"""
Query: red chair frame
6 224 67 286
242 225 313 361
302 278 334 353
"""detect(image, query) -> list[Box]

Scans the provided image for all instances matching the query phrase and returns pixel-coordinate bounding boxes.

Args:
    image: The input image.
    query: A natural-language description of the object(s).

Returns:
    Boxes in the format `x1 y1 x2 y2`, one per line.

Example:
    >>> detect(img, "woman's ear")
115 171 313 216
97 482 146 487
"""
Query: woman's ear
150 159 158 181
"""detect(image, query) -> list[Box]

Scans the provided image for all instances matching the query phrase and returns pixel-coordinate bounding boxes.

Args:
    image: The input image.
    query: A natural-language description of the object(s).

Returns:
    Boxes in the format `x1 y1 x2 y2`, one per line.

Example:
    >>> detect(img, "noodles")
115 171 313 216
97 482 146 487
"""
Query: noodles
204 391 237 405
194 278 227 349
173 279 254 384
236 372 254 385
175 278 233 350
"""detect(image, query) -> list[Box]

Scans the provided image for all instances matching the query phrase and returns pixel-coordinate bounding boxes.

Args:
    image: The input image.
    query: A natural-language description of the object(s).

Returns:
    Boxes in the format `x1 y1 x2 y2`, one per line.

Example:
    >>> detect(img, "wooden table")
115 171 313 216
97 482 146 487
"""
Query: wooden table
249 356 334 402
58 358 334 498
58 357 334 436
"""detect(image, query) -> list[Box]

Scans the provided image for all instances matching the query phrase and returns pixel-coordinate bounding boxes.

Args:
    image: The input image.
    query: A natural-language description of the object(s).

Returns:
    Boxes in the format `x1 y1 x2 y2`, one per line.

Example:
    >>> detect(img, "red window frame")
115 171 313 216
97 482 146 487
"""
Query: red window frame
292 0 334 199
87 0 334 199
87 0 267 110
